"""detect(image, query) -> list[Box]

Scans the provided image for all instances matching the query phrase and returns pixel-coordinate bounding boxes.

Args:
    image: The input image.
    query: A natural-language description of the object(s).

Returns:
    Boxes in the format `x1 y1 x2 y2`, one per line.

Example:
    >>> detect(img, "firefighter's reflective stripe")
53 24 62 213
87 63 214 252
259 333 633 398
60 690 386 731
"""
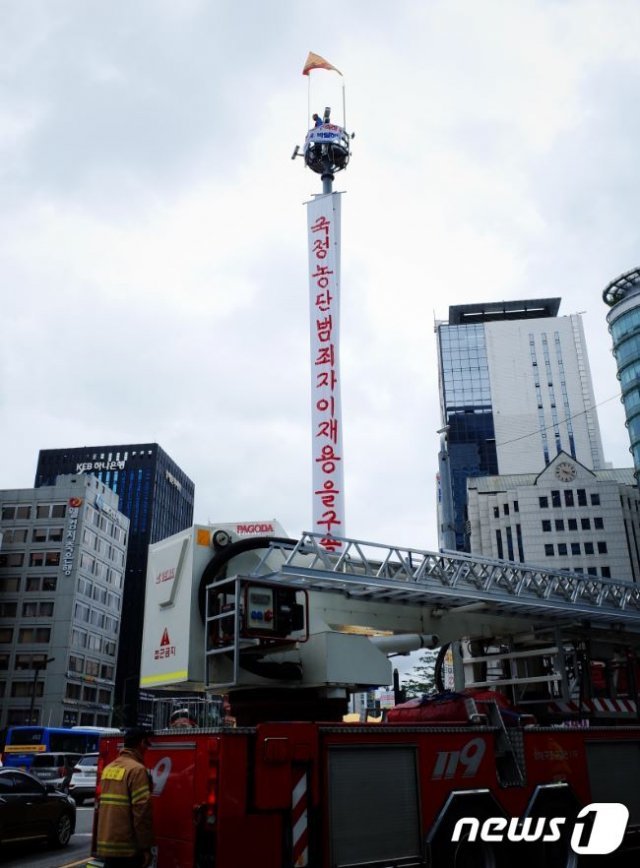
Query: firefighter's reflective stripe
97 840 137 854
292 767 308 868
100 793 130 805
131 784 151 804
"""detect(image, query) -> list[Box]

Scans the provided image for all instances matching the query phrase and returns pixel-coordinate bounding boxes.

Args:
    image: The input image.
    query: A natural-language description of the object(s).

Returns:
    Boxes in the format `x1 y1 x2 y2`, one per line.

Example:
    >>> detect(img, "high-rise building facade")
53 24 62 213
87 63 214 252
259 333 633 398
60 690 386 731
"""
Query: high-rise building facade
34 444 194 721
603 267 640 482
436 299 605 552
0 474 127 727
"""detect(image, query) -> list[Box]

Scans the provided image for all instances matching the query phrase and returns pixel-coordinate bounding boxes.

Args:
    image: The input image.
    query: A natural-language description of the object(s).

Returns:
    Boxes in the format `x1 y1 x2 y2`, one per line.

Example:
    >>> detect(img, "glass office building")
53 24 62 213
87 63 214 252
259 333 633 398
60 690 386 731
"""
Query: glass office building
604 267 640 483
436 300 604 552
34 444 194 722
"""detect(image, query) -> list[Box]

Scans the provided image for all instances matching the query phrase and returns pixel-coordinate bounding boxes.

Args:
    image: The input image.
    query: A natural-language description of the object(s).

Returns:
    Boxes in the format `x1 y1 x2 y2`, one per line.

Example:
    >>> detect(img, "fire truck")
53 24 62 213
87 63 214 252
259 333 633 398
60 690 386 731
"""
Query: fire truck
90 524 640 867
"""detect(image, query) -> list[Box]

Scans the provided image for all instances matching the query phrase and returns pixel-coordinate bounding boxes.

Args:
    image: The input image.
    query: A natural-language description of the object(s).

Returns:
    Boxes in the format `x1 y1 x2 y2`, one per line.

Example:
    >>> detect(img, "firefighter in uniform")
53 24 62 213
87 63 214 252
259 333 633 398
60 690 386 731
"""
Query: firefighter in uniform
96 727 156 868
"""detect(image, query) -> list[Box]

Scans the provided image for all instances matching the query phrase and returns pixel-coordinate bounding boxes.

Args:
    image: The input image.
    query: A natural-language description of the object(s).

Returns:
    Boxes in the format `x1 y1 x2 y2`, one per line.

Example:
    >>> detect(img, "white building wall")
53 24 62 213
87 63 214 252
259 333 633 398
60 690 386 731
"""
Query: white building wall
468 458 640 584
485 315 605 474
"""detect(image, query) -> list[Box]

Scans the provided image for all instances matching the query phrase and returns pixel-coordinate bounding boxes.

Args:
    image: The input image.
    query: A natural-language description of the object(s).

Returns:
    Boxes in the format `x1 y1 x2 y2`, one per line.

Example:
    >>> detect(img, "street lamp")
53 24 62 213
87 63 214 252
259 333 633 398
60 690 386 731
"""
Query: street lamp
28 656 55 724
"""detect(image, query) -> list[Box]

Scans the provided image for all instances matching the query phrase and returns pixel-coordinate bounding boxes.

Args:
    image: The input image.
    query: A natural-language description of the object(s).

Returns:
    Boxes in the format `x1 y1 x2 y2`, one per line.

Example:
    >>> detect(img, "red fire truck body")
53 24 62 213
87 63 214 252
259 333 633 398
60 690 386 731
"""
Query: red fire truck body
93 719 640 868
89 528 640 866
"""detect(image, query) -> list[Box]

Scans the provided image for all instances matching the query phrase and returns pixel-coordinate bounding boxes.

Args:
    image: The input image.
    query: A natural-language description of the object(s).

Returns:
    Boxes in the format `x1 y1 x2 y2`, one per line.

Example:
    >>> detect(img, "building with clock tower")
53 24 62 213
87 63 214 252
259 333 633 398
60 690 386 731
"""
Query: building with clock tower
467 452 640 583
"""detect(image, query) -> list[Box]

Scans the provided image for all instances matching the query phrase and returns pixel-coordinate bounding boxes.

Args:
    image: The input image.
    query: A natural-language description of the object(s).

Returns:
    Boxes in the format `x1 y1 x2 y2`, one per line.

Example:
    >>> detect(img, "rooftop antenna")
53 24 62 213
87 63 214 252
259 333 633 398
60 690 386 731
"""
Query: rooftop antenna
293 52 353 552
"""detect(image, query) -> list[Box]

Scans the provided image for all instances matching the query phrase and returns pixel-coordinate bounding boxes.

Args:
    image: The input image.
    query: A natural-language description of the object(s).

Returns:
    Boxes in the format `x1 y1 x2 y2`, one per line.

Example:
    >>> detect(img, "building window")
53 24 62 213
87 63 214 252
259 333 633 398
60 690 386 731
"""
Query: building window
69 655 84 673
597 541 608 554
594 517 604 530
571 543 581 555
539 496 549 509
11 680 43 698
29 551 60 567
85 659 100 677
78 577 92 598
568 518 578 531
581 518 591 530
493 506 499 518
101 663 114 680
0 654 9 669
506 526 514 560
0 602 17 618
542 520 552 532
35 503 66 519
564 490 574 507
495 530 504 559
601 567 611 578
21 601 54 618
513 501 519 513
32 527 64 543
71 629 87 649
503 504 510 516
18 627 51 644
66 683 81 700
591 493 601 506
0 553 24 567
74 602 90 623
87 633 103 652
516 524 524 562
587 567 598 576
551 490 561 508
0 628 14 643
15 654 49 670
584 542 594 555
558 543 568 556
1 505 31 520
0 577 20 592
25 575 58 592
2 528 28 543
545 544 554 556
83 686 97 703
577 489 587 506
555 519 565 532
98 689 111 704
90 610 105 629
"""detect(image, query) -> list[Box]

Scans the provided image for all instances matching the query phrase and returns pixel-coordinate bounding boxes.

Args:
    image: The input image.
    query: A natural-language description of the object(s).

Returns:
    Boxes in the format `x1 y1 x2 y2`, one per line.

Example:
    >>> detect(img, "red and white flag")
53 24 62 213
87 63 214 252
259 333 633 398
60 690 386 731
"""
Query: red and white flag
302 51 342 76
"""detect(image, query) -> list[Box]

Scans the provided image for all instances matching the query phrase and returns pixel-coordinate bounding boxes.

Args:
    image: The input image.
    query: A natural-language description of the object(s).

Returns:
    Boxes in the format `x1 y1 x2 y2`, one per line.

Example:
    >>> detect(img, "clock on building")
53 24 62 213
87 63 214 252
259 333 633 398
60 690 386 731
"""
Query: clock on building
555 461 577 482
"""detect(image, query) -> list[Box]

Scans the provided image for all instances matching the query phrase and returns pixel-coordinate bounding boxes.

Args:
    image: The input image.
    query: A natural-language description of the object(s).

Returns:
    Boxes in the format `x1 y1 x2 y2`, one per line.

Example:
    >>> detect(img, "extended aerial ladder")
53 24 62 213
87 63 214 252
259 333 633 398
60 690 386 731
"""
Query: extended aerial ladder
204 532 640 723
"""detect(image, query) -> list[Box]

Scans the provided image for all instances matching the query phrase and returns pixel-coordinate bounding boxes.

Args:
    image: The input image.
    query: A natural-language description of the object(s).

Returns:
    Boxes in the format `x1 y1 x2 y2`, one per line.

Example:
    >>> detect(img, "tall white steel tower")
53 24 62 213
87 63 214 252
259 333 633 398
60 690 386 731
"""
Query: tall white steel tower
294 53 353 553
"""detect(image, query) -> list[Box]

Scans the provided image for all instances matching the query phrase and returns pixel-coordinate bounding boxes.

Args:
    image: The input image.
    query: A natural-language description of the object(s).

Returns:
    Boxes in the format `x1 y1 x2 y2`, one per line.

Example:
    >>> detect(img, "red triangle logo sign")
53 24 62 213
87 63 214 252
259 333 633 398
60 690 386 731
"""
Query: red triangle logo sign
160 628 170 647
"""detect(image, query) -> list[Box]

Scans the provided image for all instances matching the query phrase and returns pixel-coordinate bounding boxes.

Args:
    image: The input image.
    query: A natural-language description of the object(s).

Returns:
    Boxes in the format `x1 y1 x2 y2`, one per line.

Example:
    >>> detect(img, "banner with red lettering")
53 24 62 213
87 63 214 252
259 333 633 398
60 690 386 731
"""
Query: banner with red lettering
307 192 345 551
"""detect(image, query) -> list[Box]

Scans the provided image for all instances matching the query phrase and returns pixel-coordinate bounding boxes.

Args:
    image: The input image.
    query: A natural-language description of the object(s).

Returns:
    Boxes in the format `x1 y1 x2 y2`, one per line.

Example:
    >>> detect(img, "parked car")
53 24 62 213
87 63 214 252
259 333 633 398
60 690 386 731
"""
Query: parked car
67 752 99 805
28 752 83 791
0 767 76 847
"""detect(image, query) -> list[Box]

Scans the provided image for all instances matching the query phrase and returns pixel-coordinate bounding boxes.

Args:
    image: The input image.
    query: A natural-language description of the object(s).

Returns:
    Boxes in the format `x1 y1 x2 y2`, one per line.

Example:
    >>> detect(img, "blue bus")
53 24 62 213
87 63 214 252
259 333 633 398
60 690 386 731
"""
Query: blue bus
2 725 120 768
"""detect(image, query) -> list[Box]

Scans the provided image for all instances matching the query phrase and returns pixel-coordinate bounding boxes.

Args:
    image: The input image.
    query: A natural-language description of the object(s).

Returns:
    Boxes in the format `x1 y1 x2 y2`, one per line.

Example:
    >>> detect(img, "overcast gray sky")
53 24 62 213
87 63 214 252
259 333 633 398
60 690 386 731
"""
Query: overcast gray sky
1 0 639 551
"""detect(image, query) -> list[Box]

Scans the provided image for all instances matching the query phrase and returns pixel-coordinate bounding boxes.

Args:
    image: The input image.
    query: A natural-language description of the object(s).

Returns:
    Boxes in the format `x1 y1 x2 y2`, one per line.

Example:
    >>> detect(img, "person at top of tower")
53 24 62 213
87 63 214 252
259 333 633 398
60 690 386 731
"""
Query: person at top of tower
312 113 323 127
